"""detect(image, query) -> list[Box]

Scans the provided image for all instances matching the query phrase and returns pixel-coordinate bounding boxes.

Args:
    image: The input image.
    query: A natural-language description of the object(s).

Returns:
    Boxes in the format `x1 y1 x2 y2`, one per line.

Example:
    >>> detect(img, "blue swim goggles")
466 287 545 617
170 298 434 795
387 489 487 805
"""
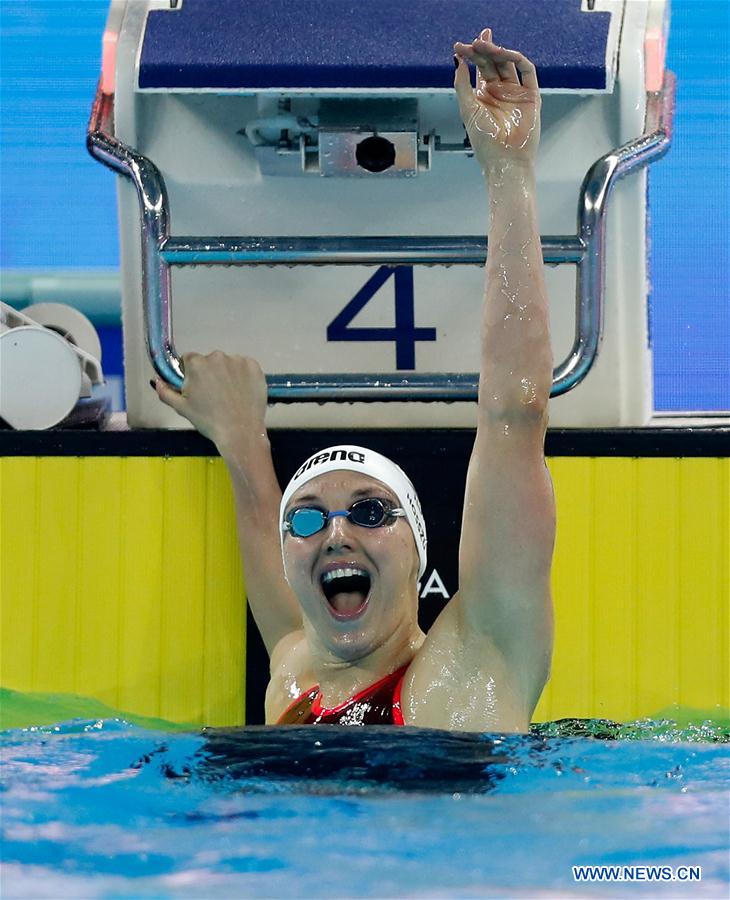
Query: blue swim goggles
283 497 406 538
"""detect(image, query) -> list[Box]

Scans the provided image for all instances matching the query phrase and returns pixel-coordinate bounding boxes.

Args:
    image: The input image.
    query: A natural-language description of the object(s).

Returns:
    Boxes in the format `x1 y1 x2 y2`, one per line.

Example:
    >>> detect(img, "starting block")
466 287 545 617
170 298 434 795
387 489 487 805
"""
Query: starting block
89 0 673 428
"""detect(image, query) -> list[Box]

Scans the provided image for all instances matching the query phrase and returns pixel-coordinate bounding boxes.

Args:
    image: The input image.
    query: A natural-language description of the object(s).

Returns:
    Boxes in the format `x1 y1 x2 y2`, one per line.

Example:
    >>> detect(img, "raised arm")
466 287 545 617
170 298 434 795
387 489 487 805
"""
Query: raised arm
453 31 555 710
154 353 302 655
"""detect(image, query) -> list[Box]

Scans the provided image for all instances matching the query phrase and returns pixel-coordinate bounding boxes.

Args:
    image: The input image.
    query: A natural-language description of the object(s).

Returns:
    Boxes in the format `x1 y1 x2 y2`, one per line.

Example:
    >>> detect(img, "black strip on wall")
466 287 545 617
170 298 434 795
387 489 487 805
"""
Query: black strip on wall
1 427 728 458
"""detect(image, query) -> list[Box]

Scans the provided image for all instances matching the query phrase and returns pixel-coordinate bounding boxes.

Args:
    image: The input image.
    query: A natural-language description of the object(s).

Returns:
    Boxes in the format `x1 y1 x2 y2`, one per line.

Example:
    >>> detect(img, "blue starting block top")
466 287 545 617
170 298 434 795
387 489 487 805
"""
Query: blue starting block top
139 0 613 92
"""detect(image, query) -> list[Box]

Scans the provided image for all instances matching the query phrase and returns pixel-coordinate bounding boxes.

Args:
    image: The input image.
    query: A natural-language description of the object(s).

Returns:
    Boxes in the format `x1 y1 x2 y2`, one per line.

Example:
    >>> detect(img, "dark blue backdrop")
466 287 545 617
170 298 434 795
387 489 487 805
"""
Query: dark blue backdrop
1 0 728 411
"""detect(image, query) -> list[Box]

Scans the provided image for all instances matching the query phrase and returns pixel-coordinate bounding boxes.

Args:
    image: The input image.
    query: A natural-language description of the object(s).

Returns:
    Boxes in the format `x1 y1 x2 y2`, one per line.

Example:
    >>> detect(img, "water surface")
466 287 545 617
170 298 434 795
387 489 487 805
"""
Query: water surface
2 699 728 898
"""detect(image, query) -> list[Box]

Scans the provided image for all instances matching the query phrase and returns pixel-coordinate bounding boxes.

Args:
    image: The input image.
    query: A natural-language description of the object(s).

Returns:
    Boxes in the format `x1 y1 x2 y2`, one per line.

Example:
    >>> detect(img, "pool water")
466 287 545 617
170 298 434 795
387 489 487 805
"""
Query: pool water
1 701 729 899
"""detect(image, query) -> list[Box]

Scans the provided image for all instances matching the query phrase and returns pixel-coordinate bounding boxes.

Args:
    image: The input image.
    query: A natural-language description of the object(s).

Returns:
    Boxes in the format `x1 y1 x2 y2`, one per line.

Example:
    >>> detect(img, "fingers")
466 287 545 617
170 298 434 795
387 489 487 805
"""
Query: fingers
151 352 266 404
484 46 540 93
473 29 518 84
454 29 539 93
479 47 519 85
512 55 539 92
454 35 499 83
152 375 186 414
150 351 193 411
453 54 476 119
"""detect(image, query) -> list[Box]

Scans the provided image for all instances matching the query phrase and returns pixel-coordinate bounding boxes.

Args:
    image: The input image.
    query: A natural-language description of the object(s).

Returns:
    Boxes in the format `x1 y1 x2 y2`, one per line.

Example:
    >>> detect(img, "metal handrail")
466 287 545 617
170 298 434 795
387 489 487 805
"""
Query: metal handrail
87 73 675 401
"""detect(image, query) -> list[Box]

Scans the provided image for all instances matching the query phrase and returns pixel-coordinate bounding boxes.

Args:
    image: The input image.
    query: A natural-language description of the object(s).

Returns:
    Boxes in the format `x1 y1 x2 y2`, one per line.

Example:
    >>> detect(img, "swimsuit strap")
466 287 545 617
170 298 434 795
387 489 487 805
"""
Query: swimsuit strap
276 685 319 725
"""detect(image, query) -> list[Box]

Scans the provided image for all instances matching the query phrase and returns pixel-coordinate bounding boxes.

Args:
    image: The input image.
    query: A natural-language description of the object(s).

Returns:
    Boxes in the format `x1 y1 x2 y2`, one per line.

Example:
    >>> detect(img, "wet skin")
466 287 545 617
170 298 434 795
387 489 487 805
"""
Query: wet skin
155 28 555 732
279 472 425 706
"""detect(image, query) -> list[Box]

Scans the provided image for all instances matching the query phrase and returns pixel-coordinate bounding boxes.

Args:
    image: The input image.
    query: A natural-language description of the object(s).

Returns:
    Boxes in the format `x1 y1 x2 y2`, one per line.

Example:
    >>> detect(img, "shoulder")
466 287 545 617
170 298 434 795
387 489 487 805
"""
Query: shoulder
402 594 538 732
264 629 318 724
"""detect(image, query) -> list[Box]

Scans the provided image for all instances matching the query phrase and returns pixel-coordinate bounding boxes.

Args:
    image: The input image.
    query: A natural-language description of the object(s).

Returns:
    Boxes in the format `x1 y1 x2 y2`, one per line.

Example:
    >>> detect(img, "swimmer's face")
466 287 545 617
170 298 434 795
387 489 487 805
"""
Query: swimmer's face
282 472 420 661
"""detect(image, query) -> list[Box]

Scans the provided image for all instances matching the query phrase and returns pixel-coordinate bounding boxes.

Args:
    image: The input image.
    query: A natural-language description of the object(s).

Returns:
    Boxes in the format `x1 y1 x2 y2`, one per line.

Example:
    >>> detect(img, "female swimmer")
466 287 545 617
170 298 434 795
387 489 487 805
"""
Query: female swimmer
153 30 555 732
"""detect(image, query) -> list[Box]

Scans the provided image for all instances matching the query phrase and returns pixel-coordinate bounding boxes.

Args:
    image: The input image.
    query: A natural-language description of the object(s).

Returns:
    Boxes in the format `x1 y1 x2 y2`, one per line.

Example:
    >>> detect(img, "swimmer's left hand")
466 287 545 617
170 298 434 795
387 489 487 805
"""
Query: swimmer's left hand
453 28 541 169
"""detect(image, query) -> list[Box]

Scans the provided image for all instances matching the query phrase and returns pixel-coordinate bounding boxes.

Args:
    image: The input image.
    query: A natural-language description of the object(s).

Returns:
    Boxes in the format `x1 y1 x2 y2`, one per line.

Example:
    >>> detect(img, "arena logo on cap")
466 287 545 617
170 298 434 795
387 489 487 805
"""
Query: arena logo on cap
294 449 366 480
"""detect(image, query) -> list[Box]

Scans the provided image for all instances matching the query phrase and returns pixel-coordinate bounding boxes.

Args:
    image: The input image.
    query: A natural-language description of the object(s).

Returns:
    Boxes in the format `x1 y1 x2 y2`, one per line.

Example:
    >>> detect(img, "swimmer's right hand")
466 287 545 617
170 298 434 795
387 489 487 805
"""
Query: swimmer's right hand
152 352 268 449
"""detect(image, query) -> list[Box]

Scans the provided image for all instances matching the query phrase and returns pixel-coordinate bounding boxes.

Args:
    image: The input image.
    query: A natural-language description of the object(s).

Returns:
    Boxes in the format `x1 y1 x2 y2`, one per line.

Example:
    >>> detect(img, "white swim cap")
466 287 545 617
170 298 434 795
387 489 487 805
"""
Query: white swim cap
279 445 427 578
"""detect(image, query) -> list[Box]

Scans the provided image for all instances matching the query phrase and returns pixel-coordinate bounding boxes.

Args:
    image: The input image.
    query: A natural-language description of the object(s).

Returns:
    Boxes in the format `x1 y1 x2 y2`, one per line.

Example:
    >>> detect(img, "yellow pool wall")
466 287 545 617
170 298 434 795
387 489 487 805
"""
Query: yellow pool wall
1 455 728 726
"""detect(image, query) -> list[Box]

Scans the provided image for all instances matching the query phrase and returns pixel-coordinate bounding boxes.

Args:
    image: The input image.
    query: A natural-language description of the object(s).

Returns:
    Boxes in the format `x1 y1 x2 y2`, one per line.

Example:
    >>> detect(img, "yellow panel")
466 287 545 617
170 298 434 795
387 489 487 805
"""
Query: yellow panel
75 458 122 707
202 458 246 726
635 459 681 716
117 457 165 718
541 457 595 720
33 458 79 693
535 456 730 724
678 460 728 709
0 459 37 690
592 458 637 722
159 458 207 722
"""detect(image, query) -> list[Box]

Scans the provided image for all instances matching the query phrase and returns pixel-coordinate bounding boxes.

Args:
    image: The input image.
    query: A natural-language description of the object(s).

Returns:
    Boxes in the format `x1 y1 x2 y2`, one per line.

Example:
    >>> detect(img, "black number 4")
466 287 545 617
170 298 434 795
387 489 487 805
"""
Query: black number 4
326 266 437 370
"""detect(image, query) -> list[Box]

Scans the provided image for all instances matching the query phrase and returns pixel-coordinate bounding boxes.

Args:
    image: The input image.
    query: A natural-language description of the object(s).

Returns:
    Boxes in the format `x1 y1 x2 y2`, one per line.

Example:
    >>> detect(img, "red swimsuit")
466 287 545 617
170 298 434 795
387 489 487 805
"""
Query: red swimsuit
277 665 408 725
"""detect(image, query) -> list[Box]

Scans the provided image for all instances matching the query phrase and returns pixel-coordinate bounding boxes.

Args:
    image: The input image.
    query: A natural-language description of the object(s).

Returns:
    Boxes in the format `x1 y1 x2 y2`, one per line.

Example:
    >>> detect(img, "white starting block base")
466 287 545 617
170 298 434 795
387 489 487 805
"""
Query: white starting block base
110 0 661 428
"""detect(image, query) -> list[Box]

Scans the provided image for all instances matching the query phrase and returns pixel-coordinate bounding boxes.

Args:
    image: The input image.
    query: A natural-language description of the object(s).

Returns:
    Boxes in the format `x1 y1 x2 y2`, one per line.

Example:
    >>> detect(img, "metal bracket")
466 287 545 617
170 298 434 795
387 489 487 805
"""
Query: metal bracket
87 73 674 402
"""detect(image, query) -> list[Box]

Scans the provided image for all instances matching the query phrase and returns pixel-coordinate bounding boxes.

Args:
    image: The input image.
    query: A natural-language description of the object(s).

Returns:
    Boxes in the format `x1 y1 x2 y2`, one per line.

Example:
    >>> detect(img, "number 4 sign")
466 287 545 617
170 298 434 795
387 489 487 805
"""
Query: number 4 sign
327 267 437 370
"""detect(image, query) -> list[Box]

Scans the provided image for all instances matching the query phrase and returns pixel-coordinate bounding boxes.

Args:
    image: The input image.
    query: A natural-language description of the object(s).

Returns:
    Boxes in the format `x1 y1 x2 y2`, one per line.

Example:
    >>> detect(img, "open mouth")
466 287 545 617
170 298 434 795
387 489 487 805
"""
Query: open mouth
320 567 371 620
